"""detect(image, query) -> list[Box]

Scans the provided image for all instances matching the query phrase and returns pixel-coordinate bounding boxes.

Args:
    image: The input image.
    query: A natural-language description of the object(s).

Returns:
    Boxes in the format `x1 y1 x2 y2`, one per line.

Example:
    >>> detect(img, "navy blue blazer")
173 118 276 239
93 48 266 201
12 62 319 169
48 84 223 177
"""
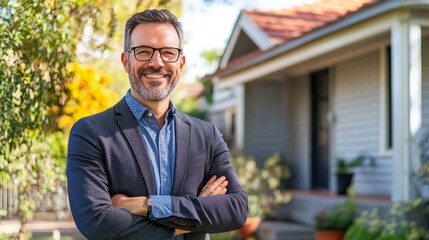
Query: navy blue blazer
66 97 248 240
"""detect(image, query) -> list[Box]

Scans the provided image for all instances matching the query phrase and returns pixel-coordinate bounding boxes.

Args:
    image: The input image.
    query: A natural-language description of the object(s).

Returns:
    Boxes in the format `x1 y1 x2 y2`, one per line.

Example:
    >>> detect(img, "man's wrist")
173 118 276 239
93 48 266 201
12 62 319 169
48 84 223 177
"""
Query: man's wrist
146 197 152 217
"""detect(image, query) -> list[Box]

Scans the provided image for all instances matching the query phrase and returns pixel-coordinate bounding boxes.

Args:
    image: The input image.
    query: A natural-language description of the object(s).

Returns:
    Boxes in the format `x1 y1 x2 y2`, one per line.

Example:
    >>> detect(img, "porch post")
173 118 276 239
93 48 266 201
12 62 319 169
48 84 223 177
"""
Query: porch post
409 23 423 201
391 13 411 202
235 84 245 150
391 14 423 201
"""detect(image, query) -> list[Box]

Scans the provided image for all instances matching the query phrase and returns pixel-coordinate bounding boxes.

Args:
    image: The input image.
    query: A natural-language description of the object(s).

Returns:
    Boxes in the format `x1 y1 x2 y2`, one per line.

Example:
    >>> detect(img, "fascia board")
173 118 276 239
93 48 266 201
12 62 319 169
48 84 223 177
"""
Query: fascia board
218 12 395 88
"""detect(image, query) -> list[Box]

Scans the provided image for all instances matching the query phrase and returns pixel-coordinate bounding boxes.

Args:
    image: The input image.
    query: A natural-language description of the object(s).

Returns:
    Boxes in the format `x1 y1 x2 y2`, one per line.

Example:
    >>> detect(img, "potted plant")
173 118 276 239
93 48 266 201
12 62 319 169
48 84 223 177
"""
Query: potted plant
230 152 292 239
336 153 366 195
314 197 357 240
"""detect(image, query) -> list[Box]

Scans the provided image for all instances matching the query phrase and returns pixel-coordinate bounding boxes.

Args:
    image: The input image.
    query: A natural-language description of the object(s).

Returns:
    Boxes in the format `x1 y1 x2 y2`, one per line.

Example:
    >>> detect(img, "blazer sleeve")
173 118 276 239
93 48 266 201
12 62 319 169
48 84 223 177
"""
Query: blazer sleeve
66 118 175 240
155 123 248 233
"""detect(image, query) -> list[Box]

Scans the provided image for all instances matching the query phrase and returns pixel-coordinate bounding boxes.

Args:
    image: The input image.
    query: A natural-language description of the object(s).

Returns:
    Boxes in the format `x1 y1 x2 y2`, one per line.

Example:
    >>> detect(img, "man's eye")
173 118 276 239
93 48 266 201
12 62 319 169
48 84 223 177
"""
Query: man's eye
136 48 152 55
162 50 178 57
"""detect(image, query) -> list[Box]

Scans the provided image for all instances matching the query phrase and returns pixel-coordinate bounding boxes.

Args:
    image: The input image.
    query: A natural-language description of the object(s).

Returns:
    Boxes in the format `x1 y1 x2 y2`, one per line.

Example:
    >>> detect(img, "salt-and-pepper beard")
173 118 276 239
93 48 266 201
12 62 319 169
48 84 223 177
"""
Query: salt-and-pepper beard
128 62 179 101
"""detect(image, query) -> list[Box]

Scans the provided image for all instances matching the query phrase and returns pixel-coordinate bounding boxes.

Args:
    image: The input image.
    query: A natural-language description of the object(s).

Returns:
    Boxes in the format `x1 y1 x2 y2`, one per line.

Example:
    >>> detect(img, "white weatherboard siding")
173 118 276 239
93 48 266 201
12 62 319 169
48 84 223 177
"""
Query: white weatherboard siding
244 81 286 165
334 50 391 195
284 76 311 189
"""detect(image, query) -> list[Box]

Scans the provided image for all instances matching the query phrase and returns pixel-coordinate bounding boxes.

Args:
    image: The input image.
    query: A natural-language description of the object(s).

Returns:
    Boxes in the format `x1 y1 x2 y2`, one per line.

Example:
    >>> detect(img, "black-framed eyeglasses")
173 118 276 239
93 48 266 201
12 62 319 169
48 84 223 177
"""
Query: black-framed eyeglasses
126 45 182 63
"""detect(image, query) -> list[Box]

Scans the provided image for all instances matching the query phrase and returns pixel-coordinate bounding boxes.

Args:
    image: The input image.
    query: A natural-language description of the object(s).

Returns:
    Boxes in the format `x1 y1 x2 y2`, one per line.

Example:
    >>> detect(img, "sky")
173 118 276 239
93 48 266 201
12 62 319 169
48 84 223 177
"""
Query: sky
179 0 317 82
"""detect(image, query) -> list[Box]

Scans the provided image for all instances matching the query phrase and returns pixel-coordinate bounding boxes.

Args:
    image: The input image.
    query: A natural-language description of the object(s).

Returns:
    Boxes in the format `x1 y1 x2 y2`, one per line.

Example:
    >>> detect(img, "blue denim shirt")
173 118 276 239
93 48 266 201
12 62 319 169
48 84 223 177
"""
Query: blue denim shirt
125 91 176 219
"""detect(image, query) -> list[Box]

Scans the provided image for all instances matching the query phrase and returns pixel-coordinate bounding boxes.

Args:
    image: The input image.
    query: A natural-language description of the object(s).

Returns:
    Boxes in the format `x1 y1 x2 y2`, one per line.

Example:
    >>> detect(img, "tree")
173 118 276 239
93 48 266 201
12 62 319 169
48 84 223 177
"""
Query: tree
0 0 115 238
199 48 223 105
58 62 120 131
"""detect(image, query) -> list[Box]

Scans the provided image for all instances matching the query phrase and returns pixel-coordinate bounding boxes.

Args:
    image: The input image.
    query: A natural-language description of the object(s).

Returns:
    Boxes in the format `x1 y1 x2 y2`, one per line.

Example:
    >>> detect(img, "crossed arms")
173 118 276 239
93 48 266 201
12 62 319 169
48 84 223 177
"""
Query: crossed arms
111 175 229 235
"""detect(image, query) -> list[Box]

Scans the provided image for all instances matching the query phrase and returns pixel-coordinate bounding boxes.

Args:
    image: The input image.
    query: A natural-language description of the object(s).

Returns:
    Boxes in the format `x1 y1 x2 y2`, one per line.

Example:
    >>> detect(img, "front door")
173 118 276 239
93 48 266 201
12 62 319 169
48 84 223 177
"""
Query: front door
311 69 330 190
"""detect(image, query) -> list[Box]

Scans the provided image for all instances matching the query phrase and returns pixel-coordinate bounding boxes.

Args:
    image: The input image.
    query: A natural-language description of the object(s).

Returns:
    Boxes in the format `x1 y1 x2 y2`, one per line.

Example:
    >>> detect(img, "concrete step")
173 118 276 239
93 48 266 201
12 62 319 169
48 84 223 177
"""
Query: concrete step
258 220 315 240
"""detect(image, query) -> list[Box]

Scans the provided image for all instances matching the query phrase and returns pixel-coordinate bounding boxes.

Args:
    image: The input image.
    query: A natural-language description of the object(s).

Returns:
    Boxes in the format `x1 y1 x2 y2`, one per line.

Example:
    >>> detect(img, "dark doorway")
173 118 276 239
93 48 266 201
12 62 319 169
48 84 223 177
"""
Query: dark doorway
311 69 330 190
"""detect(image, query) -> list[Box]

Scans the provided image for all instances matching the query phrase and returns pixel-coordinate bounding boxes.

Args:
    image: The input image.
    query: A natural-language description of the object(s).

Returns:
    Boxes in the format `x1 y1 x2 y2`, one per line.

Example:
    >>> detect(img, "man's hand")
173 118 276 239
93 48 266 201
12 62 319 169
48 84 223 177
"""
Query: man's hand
175 176 228 235
111 176 229 210
198 175 228 197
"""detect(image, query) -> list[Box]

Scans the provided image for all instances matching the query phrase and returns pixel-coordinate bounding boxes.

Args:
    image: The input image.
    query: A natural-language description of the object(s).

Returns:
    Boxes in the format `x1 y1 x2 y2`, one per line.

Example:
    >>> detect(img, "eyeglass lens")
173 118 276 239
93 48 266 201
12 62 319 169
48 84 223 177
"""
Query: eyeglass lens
134 46 180 62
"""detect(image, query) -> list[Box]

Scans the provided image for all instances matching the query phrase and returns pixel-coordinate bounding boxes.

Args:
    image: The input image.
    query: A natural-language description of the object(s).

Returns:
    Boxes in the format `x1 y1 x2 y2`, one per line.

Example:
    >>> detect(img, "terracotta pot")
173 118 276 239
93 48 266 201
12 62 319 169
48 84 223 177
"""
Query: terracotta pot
315 230 346 240
238 216 261 240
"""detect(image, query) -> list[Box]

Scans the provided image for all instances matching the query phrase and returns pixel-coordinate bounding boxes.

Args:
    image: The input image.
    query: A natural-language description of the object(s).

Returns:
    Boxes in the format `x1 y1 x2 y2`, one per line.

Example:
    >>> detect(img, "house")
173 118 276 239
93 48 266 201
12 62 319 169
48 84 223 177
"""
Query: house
208 0 429 207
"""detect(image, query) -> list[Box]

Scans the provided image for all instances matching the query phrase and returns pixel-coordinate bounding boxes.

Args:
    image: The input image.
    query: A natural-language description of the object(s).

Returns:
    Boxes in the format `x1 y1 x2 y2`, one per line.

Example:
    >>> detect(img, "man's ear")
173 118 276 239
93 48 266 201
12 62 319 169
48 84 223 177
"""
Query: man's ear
121 52 129 73
179 54 186 72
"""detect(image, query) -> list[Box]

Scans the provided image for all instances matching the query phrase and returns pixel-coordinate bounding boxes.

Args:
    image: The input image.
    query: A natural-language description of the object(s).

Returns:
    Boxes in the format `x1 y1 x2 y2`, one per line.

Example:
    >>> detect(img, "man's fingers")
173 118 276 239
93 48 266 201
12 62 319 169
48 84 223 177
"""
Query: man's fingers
218 188 227 195
201 175 217 193
199 176 228 197
210 180 228 195
207 176 226 192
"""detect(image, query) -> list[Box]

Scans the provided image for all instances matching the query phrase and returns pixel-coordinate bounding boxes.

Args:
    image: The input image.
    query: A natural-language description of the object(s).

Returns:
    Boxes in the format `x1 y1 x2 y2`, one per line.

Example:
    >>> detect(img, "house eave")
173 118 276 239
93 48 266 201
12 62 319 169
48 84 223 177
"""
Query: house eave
216 0 429 80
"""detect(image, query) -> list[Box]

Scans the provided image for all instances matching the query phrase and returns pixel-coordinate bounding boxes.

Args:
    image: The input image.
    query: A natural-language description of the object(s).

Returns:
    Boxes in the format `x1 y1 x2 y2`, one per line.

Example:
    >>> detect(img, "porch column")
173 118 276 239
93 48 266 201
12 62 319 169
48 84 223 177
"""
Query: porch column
391 14 423 201
235 84 245 150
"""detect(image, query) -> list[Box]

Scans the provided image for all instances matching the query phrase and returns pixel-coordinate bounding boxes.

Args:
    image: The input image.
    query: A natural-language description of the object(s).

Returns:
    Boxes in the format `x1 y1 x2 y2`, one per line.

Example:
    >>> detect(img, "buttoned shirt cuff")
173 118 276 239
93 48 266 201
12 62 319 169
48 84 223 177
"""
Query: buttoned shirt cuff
149 195 172 219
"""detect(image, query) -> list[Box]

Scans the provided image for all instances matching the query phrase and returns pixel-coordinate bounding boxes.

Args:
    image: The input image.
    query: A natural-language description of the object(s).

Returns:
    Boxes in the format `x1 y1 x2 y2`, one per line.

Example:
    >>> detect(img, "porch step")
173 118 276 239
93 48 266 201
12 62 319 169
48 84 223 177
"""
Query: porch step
258 220 315 240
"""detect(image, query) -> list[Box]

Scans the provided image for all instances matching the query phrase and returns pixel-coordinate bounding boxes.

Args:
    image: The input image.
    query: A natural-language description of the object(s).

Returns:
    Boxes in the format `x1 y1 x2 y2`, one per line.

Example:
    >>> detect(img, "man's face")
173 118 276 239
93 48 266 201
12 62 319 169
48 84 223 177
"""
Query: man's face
121 23 185 102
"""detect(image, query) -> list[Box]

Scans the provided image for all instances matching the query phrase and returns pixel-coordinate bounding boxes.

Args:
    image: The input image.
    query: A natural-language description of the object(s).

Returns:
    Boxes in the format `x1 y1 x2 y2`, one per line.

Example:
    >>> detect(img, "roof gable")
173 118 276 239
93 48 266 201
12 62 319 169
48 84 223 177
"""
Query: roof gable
218 0 382 72
244 0 381 45
219 11 275 69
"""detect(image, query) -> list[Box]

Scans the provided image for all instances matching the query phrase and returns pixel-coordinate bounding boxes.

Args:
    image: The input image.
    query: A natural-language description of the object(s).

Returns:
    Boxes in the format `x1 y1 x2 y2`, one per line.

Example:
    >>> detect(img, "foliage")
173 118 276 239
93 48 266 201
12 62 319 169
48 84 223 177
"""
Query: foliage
175 97 206 120
315 197 357 230
345 198 429 240
0 208 7 219
1 132 64 217
57 62 119 131
416 128 429 185
92 0 182 46
200 49 223 67
336 153 366 173
0 0 117 147
199 48 223 105
45 132 68 183
230 152 292 218
0 0 118 236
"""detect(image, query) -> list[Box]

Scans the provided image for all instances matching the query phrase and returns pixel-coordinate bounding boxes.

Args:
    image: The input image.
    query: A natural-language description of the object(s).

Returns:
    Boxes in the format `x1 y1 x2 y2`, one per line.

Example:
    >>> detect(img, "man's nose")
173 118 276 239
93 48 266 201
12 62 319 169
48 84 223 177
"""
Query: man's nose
148 50 164 68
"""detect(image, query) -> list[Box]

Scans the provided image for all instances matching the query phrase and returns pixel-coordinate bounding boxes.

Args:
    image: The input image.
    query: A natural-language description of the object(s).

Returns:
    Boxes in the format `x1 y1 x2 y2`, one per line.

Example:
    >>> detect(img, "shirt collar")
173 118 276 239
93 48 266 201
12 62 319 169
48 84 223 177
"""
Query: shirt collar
125 90 177 120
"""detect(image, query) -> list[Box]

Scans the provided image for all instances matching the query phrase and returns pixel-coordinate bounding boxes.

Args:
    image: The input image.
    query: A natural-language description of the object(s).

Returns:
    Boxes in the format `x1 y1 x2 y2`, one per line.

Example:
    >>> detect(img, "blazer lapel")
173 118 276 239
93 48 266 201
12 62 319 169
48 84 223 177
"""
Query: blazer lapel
171 112 191 195
114 98 155 195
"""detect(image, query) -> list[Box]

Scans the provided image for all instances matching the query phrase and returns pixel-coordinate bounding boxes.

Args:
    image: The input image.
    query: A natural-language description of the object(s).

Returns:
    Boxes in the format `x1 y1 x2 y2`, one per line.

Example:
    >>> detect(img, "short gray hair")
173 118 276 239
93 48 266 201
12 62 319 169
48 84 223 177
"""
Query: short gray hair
123 9 184 51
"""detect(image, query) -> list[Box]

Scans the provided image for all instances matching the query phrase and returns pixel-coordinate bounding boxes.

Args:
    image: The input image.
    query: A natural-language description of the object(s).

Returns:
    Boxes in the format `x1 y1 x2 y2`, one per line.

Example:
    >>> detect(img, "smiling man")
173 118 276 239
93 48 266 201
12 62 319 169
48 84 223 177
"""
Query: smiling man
66 9 248 240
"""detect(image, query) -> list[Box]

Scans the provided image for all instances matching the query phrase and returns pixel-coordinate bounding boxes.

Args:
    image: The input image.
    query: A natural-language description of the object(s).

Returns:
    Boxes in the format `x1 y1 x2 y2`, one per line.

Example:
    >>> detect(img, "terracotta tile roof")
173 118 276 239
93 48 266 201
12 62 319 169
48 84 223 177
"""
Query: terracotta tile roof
218 0 382 73
244 0 382 45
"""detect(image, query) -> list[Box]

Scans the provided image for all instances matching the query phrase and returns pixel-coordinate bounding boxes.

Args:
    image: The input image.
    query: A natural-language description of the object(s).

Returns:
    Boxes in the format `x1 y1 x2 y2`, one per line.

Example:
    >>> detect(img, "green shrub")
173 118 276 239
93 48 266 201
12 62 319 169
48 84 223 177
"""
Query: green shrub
315 198 357 230
345 198 429 240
